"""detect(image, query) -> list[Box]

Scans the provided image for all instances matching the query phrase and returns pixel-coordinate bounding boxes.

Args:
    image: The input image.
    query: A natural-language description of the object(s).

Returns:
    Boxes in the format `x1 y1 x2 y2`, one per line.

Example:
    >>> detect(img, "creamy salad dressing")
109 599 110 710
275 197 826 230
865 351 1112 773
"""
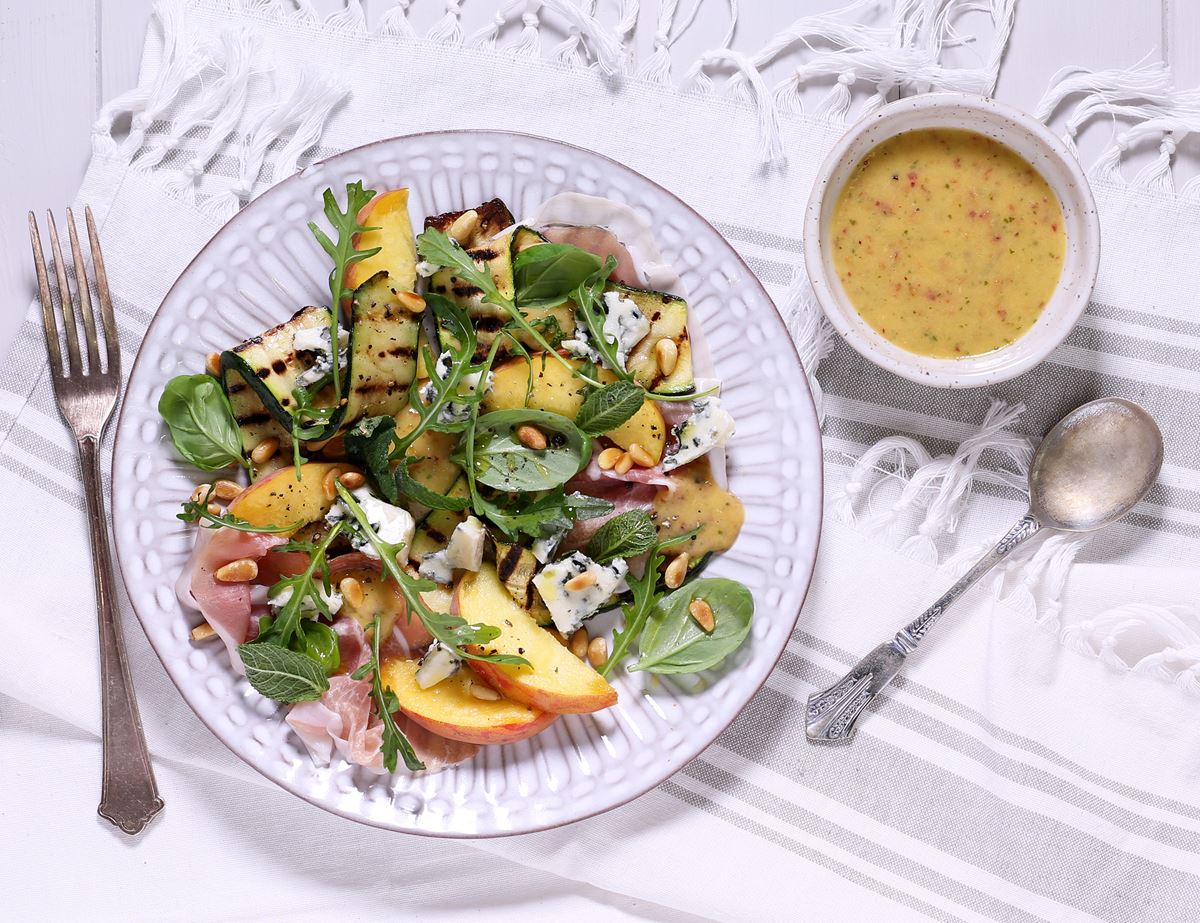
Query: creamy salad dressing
652 457 744 560
831 128 1066 358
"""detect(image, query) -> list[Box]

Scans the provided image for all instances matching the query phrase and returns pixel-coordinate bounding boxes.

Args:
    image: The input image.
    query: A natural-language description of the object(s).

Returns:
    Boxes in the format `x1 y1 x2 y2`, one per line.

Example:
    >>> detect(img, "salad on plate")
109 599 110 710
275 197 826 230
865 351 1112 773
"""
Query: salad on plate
161 182 752 773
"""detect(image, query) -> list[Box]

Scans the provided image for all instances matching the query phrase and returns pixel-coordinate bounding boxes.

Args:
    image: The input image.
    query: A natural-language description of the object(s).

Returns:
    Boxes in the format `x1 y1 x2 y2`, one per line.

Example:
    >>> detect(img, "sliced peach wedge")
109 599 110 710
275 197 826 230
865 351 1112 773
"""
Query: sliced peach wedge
227 461 347 535
345 188 418 293
381 657 557 746
455 564 618 714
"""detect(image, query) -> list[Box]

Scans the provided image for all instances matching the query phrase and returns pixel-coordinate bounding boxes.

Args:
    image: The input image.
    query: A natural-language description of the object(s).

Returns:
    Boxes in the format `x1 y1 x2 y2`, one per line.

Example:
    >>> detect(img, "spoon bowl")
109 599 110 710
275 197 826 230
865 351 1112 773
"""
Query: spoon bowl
1028 398 1164 532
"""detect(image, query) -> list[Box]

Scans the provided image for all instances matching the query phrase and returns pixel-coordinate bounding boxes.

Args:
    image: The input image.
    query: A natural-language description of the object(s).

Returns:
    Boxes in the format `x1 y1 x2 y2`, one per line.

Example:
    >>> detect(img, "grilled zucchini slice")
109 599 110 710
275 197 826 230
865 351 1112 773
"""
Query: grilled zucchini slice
220 270 421 450
410 475 471 561
608 281 694 394
492 536 553 626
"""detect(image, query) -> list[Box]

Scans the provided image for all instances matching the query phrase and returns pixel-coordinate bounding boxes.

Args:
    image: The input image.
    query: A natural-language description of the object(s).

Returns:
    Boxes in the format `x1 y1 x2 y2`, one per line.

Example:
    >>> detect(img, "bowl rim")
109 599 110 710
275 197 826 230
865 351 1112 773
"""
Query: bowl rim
110 128 826 838
803 91 1101 389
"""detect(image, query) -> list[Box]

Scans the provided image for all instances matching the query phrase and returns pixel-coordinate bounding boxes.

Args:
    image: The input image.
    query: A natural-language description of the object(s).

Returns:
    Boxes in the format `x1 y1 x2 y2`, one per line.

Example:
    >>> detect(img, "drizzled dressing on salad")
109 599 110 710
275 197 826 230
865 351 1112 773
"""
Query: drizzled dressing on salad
831 127 1066 358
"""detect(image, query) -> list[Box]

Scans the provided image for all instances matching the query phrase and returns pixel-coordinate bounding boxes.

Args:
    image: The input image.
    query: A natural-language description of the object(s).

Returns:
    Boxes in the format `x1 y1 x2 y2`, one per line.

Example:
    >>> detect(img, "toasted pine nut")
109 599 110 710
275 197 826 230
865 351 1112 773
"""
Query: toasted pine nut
469 682 501 701
339 577 364 609
664 552 690 589
516 424 547 451
205 352 222 376
447 211 479 243
322 467 344 500
207 503 223 516
655 338 679 377
613 451 634 475
569 627 589 659
565 571 598 592
587 636 608 669
216 558 258 583
688 598 715 633
627 443 655 468
190 483 213 504
597 447 623 470
250 437 279 465
191 622 217 642
213 479 241 501
338 470 366 490
395 290 427 313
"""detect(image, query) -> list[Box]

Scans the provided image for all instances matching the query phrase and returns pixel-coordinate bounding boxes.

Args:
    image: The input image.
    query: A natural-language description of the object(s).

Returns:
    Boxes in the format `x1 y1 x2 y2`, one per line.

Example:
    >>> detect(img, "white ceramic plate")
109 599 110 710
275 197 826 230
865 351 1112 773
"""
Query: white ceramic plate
111 131 823 837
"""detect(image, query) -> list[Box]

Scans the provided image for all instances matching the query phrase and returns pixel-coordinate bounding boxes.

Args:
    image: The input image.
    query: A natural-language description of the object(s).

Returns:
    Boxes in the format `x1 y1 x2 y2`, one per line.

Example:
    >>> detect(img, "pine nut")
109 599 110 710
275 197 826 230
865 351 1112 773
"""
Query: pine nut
207 503 223 516
191 622 217 642
569 628 589 659
322 467 344 500
655 338 679 377
212 479 241 501
613 451 634 475
190 483 213 504
395 290 426 314
447 211 479 243
587 636 608 669
565 571 598 592
469 682 501 701
627 443 655 468
597 447 623 470
516 424 547 450
664 552 689 589
216 558 258 583
338 470 366 490
688 598 715 633
339 577 364 609
205 352 222 376
250 437 279 465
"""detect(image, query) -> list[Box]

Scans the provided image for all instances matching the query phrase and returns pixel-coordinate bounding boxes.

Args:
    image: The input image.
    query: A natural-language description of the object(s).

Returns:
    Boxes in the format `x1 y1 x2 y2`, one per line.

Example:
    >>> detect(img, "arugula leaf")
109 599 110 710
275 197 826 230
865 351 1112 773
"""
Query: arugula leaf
631 578 754 674
575 380 645 435
359 614 424 772
587 510 658 563
237 642 329 703
177 486 297 533
514 243 603 308
307 182 380 395
334 483 529 667
463 409 592 492
253 522 345 652
476 489 613 541
599 529 698 678
571 257 631 382
158 374 248 472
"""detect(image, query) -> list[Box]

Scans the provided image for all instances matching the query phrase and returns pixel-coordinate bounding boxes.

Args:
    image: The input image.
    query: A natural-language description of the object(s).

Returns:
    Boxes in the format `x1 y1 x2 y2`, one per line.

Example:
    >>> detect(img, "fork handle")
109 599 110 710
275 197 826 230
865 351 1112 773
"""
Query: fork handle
79 436 164 834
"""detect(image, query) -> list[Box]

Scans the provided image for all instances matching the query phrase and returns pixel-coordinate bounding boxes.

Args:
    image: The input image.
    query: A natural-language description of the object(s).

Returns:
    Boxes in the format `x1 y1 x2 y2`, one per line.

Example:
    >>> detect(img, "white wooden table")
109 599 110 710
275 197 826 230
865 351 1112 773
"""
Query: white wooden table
0 0 1196 354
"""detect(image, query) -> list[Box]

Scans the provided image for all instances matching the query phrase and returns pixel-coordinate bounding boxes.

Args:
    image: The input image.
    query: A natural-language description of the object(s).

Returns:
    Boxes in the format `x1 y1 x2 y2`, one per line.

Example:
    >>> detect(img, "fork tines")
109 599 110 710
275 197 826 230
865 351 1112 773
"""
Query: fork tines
29 206 119 380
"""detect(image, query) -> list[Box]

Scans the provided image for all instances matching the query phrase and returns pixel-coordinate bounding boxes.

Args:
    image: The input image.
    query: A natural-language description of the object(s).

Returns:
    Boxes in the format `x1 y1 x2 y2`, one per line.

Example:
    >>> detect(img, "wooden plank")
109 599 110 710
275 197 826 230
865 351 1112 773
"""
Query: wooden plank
0 3 98 353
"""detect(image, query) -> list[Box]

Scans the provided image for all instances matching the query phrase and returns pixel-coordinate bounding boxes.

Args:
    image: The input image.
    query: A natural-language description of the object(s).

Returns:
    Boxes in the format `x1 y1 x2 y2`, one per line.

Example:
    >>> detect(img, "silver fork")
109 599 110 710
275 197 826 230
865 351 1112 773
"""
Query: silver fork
29 207 163 835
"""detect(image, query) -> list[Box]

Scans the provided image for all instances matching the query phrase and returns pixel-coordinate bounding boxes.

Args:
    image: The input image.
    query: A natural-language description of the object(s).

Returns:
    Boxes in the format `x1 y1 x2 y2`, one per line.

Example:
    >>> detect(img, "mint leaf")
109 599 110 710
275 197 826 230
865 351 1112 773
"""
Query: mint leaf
587 510 657 563
575 381 645 436
238 642 330 702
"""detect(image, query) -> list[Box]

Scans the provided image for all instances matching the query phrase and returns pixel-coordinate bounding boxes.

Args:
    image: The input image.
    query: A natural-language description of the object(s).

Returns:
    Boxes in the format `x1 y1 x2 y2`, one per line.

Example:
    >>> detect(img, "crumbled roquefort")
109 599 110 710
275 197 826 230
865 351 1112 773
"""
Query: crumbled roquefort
269 583 343 616
415 641 461 689
601 291 650 370
662 396 736 470
532 551 629 635
292 321 349 389
327 486 415 562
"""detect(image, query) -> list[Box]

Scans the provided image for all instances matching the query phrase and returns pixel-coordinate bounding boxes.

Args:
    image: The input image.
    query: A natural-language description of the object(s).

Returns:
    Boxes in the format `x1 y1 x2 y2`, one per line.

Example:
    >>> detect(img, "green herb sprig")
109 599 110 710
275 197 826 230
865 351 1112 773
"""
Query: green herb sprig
159 374 249 472
587 510 658 563
177 486 296 533
351 614 424 772
253 522 346 652
237 642 329 703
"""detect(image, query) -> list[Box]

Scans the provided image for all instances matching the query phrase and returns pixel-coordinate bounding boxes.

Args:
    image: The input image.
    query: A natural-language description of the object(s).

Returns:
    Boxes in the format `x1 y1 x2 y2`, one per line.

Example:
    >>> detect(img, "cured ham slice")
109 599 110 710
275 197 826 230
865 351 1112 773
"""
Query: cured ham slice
332 616 372 676
180 527 288 671
286 674 386 773
395 714 480 770
562 467 662 550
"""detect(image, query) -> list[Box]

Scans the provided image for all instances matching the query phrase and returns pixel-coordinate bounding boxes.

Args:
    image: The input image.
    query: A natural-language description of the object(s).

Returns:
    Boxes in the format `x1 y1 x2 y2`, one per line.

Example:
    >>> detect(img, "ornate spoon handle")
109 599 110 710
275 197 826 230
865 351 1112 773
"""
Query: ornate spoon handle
805 513 1042 743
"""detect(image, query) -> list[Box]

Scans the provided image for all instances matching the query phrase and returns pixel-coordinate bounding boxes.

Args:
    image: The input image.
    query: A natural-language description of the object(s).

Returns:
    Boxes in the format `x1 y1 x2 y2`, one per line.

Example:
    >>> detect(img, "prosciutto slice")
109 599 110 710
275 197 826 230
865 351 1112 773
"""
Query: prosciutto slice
396 714 480 770
563 465 663 550
332 616 372 676
180 527 288 671
286 674 386 773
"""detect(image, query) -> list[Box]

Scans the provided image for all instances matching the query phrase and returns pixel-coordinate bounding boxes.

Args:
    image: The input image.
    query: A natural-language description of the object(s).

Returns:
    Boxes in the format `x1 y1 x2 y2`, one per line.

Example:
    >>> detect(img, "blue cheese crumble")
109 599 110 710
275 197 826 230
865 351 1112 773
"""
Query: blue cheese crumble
326 487 415 563
662 397 736 470
533 551 629 635
292 319 349 389
420 351 493 425
268 583 343 616
601 291 650 370
418 516 486 584
415 641 461 689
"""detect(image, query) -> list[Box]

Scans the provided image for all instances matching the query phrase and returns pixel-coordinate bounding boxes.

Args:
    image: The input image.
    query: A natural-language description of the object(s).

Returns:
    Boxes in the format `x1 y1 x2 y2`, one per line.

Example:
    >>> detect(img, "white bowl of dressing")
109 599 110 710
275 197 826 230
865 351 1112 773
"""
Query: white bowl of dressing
804 92 1100 389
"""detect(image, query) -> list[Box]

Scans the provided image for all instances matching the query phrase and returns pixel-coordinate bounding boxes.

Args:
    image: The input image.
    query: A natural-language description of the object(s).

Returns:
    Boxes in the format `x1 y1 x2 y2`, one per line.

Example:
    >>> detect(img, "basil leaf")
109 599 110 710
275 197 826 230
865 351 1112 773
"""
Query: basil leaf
514 243 603 308
575 381 646 436
238 641 330 702
465 409 591 492
587 510 657 563
299 620 341 675
631 578 754 675
158 374 246 472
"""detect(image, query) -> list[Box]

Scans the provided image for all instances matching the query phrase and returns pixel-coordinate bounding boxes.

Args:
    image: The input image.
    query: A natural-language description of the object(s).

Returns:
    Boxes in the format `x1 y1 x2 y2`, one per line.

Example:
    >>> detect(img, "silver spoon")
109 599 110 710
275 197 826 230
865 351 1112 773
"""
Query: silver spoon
805 397 1164 743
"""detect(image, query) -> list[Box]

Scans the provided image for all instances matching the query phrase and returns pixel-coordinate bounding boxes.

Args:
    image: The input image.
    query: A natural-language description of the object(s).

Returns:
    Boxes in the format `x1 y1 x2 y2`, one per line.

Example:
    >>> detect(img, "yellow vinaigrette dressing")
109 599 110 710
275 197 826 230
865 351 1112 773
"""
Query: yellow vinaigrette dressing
831 128 1066 358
